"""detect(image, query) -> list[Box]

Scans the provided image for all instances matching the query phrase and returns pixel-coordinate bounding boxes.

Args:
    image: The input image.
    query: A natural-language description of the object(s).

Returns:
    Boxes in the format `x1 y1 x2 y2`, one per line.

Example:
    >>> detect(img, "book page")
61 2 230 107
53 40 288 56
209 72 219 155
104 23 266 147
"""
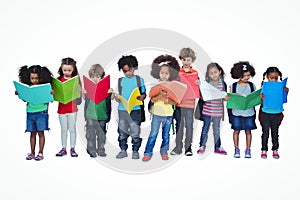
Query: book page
263 78 288 108
200 81 227 101
226 88 262 110
52 76 80 104
180 73 200 100
83 75 110 104
117 87 142 113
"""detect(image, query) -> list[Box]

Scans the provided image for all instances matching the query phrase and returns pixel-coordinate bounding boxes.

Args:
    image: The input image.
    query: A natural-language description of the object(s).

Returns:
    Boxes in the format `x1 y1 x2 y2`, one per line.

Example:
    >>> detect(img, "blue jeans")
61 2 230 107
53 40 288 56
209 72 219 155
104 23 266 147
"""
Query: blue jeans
174 107 194 152
118 110 142 152
199 115 221 150
86 119 107 153
144 115 172 157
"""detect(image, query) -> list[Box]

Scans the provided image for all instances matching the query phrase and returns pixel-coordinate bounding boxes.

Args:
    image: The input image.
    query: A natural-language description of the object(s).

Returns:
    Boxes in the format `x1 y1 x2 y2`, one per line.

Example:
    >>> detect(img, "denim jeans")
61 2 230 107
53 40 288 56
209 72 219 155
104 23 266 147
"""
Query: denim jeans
199 115 221 150
260 112 281 151
86 119 107 153
118 110 142 152
26 110 49 132
174 107 194 152
58 112 77 148
144 115 172 157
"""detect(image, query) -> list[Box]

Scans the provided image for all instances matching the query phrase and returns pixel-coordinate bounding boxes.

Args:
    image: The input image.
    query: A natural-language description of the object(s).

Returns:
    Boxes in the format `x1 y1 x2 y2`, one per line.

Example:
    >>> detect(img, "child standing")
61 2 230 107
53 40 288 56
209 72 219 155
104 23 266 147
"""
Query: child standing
229 61 257 158
55 57 82 157
114 55 146 159
17 65 53 161
84 64 111 158
197 63 228 155
259 67 289 159
142 54 180 161
171 47 200 156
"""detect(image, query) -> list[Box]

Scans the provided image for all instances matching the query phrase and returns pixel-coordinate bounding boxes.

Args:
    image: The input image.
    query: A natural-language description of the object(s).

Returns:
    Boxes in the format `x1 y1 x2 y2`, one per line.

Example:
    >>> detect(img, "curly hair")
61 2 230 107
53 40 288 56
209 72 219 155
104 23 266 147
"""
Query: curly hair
18 65 53 85
58 57 79 79
179 47 196 62
88 64 105 79
117 55 138 71
230 61 256 79
151 54 180 81
205 62 225 82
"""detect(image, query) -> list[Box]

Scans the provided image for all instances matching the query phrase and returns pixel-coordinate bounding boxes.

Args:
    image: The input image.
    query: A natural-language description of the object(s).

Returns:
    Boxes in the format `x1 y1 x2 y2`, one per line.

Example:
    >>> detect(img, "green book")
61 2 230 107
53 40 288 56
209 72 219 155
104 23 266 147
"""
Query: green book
226 88 262 110
52 76 80 104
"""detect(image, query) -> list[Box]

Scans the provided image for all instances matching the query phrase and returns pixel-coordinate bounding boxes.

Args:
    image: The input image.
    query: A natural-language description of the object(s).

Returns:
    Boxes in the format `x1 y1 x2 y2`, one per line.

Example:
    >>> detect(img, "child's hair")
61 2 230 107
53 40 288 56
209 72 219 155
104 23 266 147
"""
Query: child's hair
151 54 180 81
205 62 225 82
261 66 283 86
58 57 79 78
18 65 53 85
179 47 196 62
88 64 105 79
230 61 256 79
117 55 138 71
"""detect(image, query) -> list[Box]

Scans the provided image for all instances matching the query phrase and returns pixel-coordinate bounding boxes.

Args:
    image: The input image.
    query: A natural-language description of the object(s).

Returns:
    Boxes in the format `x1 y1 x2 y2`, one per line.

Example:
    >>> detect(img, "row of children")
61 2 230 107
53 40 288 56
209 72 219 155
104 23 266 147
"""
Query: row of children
16 48 288 161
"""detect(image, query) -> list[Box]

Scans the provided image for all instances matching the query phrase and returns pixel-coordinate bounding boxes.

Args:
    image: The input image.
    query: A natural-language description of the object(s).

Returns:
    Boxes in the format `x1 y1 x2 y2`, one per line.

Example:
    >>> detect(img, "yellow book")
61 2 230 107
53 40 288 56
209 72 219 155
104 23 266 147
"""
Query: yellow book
116 87 143 113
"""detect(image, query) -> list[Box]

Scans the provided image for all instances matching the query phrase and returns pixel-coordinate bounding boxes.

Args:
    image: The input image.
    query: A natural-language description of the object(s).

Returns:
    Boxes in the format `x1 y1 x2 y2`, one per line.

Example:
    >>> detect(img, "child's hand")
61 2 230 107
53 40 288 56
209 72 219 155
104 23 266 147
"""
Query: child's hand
224 95 230 101
108 88 114 93
260 93 265 100
114 95 120 102
50 90 54 95
136 93 146 101
284 87 289 93
15 91 18 95
195 79 201 85
160 89 168 97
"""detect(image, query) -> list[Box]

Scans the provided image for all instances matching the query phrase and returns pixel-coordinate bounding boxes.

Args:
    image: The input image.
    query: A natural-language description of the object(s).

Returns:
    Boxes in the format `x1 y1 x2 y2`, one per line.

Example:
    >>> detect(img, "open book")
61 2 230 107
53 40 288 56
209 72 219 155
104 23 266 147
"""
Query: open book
226 88 262 110
179 73 200 100
262 77 288 109
83 75 110 104
52 76 81 104
149 81 187 104
200 80 227 101
116 87 143 114
13 81 53 104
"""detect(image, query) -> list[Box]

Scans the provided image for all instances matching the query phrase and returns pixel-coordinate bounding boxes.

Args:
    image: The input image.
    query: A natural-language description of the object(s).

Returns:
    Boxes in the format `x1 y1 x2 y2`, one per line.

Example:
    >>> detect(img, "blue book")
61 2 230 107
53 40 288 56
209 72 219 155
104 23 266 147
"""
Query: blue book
262 77 288 109
14 81 54 104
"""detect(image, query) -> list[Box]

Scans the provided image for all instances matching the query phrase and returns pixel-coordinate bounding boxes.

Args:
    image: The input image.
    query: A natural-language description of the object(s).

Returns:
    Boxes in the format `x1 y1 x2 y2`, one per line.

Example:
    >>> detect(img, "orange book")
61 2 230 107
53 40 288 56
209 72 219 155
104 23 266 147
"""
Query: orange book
149 81 187 104
83 75 110 104
180 73 200 100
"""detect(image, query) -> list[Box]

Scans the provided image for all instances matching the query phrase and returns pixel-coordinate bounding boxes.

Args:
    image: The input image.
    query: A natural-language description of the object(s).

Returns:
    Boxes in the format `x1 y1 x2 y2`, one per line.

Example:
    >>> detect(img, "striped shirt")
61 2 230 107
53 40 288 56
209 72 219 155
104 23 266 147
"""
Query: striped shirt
202 79 224 117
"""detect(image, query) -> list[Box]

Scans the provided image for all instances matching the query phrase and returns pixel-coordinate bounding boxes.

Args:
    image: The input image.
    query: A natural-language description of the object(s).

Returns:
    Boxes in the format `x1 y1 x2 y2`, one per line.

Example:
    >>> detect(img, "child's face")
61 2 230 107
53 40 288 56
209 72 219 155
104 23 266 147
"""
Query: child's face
240 71 251 83
90 74 102 83
122 65 134 78
30 73 39 85
266 72 279 82
181 57 193 69
62 64 74 78
208 67 221 81
159 66 170 81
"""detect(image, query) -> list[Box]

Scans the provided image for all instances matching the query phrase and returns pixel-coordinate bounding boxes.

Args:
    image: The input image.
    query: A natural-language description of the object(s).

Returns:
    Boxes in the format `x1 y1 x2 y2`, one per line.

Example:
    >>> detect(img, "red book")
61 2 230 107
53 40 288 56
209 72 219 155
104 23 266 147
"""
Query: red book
180 73 200 100
83 75 110 104
149 81 187 104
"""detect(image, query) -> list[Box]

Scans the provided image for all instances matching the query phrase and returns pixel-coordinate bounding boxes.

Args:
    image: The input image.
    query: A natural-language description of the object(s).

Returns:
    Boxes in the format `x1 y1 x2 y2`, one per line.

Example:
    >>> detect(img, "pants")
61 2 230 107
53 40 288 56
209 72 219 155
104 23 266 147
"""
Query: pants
199 116 221 150
86 119 107 153
261 112 281 151
58 112 77 148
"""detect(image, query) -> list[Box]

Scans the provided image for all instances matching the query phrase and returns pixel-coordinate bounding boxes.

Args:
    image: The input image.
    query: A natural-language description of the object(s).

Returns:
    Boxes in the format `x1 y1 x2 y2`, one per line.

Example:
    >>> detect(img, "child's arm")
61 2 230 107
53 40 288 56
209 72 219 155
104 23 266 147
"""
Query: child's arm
137 93 146 101
151 89 168 103
284 87 289 93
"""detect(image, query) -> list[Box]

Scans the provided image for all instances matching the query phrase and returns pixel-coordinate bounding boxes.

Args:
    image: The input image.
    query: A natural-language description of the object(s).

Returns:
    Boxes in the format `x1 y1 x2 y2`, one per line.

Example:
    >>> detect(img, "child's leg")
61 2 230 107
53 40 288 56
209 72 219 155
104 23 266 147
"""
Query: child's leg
184 108 194 152
199 116 211 147
212 117 221 150
261 112 271 151
30 132 38 154
270 113 281 150
97 120 107 153
86 119 97 153
37 131 45 154
175 109 184 152
58 114 68 149
160 116 172 155
68 112 77 148
144 115 161 156
233 130 240 148
245 130 252 149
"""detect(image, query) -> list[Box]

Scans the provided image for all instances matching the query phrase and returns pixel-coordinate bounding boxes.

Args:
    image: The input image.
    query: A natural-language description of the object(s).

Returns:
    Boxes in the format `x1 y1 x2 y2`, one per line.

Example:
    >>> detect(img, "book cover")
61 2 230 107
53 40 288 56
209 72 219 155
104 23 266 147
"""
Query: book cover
149 81 187 104
83 75 110 104
226 88 262 110
179 73 200 100
262 77 288 109
13 81 54 104
52 76 81 104
116 87 143 114
200 80 227 101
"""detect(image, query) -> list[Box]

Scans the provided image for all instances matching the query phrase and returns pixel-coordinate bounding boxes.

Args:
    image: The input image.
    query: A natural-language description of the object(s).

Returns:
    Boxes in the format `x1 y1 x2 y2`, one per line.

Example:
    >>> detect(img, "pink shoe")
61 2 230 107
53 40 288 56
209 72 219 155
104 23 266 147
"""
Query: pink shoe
261 151 267 159
214 147 227 155
272 150 280 159
26 153 35 160
197 146 205 154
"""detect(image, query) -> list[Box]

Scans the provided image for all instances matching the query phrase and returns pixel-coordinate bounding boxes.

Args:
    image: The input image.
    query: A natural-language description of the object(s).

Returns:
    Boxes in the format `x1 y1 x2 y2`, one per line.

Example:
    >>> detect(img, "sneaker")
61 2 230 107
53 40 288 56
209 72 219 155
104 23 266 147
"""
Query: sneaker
56 148 67 157
261 150 267 159
89 152 97 158
234 148 240 158
245 148 251 158
272 150 280 159
132 151 140 159
70 148 78 157
170 149 181 155
26 153 35 160
34 153 44 161
98 151 107 157
116 150 128 159
142 155 151 162
185 151 193 156
197 146 206 154
161 155 169 160
214 147 227 155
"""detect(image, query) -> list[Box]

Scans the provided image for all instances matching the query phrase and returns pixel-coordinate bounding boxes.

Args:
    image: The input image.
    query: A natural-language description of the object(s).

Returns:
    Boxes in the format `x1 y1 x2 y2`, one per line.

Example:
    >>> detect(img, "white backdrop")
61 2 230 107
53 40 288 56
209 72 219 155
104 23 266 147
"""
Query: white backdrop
1 0 299 199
